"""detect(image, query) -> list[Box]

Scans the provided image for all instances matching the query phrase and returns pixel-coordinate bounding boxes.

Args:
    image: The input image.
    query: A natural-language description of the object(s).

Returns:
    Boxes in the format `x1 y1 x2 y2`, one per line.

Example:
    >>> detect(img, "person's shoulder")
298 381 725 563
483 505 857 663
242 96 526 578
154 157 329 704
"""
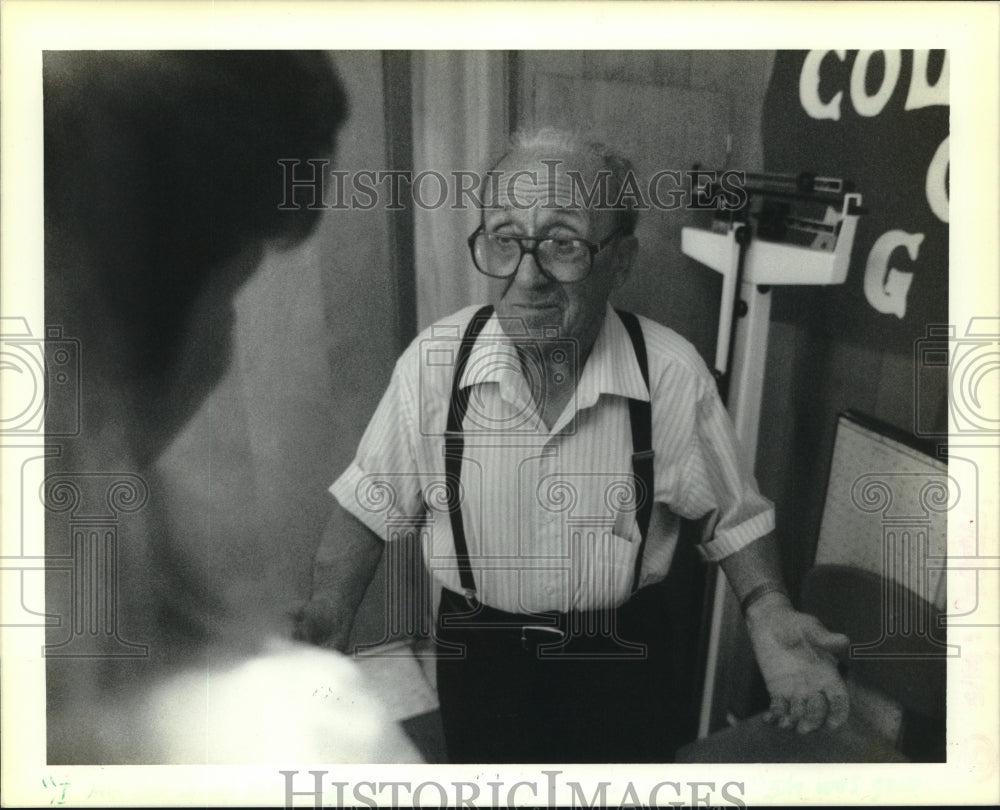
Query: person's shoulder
628 311 712 381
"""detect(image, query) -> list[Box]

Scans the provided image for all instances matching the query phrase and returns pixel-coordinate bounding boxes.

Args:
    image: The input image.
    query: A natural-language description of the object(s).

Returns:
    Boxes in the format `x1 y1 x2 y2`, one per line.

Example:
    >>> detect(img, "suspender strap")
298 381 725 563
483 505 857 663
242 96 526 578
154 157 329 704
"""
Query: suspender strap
615 310 655 593
445 305 494 605
445 306 654 603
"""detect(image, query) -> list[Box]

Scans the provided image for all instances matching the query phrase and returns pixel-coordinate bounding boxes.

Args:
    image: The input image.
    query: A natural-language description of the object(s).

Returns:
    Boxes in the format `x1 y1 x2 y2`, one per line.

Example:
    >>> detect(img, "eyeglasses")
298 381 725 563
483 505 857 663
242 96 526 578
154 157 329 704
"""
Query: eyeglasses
467 227 621 284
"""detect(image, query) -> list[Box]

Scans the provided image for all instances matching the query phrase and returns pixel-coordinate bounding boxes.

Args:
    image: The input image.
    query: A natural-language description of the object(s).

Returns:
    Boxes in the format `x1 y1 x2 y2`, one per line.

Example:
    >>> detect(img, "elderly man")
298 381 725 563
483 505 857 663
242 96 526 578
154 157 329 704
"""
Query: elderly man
297 129 849 763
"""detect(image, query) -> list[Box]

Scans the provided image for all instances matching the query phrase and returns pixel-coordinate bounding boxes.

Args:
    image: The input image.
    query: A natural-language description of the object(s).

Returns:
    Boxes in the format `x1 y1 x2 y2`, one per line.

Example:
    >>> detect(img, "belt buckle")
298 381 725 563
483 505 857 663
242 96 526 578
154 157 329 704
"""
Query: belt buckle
520 624 566 651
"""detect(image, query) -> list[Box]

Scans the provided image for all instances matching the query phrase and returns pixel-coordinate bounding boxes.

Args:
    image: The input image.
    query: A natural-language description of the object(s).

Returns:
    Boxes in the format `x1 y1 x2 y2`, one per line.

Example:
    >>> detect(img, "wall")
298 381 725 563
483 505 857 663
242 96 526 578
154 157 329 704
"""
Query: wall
412 52 508 330
153 51 404 645
516 51 775 364
757 50 950 589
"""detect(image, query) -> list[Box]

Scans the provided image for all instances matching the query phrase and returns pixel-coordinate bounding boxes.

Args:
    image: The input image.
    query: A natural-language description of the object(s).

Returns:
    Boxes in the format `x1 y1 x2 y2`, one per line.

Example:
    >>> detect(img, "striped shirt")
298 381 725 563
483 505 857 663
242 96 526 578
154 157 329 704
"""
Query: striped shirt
330 304 774 613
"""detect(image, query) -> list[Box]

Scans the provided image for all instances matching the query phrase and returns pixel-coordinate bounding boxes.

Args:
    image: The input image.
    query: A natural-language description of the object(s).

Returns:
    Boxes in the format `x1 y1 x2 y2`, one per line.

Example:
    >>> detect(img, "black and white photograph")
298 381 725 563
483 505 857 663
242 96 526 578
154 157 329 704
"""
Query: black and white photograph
1 2 997 807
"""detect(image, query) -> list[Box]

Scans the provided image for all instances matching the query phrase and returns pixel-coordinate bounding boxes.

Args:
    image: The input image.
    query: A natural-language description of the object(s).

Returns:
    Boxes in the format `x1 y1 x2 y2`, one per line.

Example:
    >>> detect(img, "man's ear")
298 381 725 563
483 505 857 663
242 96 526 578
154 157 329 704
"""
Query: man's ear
612 235 638 289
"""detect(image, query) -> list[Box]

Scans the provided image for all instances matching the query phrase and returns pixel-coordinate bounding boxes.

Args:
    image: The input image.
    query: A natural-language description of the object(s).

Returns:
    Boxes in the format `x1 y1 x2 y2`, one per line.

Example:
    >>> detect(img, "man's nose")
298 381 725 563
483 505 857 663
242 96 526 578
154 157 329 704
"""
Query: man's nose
512 248 549 288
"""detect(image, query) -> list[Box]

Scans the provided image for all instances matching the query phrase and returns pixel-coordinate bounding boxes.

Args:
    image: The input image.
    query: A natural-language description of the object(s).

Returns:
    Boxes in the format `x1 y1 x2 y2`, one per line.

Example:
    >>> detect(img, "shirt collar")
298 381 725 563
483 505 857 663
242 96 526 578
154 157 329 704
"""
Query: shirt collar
574 304 650 411
457 312 532 412
457 304 649 412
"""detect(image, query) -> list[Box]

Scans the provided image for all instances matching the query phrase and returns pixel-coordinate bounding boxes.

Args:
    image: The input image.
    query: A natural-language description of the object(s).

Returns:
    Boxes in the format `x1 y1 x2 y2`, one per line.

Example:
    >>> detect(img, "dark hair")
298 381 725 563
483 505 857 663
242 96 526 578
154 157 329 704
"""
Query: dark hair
44 51 348 376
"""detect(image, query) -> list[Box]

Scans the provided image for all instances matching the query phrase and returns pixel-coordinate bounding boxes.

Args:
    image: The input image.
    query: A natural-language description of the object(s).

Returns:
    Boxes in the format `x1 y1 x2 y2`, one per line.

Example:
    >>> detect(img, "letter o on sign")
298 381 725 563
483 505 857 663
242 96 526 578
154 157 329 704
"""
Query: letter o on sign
851 50 902 117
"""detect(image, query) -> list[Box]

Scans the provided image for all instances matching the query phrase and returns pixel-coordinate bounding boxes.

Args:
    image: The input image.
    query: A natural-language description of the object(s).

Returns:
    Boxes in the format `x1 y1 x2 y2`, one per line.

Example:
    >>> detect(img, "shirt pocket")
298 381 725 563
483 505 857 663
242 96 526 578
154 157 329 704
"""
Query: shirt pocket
568 527 639 610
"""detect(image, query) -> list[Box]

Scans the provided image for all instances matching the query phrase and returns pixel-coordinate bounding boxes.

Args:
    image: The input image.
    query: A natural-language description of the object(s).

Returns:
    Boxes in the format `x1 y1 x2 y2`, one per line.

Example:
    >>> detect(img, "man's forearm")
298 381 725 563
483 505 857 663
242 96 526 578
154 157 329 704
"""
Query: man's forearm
719 532 851 732
718 532 792 617
309 502 385 650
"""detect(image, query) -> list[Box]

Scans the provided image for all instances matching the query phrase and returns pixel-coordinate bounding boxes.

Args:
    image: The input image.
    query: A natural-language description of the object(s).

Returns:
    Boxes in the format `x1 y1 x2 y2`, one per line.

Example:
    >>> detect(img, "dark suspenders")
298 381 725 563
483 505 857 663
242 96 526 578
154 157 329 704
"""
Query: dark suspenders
444 306 654 605
616 309 655 592
444 305 495 606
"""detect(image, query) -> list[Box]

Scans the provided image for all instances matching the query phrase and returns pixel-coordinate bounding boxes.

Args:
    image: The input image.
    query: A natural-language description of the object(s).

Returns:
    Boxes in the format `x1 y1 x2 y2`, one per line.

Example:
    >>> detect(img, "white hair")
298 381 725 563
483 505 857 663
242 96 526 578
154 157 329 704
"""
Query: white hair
489 127 640 235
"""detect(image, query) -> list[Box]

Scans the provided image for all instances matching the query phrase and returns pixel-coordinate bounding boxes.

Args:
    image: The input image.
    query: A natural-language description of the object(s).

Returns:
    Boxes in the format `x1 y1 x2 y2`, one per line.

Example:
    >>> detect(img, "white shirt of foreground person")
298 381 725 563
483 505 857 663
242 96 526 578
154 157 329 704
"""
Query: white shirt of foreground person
121 639 421 763
330 302 774 613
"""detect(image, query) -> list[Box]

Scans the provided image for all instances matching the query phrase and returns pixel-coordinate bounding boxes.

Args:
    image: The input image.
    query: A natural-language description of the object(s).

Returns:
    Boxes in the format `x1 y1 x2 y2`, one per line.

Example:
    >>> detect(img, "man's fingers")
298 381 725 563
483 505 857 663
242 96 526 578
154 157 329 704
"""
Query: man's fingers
825 685 850 729
764 696 788 724
771 687 847 734
751 608 852 733
783 695 806 729
797 692 828 734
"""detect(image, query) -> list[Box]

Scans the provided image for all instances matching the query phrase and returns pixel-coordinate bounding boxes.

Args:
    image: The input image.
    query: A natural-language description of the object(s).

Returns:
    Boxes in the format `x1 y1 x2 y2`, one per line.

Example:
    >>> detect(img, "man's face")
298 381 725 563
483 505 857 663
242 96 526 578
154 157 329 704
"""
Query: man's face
484 147 635 359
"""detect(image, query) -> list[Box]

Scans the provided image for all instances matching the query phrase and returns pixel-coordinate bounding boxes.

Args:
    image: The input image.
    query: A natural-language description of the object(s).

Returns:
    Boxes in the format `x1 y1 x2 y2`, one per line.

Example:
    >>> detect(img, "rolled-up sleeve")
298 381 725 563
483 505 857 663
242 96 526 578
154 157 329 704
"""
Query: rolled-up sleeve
328 362 426 542
676 375 775 563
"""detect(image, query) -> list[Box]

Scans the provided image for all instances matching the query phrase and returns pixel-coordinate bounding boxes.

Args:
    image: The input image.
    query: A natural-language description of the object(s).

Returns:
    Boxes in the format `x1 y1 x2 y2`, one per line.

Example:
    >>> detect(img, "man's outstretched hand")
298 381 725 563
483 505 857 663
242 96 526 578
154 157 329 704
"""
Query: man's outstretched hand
744 592 851 734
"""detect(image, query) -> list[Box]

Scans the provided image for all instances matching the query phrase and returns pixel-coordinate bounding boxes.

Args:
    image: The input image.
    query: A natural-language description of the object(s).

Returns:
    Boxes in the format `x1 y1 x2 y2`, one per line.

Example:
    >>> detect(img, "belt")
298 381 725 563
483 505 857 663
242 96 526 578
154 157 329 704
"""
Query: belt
436 587 660 658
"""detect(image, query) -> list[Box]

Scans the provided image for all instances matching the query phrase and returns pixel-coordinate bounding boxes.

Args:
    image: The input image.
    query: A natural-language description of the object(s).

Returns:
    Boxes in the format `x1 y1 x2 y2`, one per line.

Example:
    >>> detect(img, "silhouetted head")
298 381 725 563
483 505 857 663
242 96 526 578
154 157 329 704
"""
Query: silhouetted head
44 51 348 460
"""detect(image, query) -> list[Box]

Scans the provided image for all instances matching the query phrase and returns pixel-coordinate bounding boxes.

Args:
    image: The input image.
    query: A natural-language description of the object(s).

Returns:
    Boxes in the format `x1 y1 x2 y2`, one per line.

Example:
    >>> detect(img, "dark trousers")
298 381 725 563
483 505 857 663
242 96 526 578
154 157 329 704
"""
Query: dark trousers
435 582 683 763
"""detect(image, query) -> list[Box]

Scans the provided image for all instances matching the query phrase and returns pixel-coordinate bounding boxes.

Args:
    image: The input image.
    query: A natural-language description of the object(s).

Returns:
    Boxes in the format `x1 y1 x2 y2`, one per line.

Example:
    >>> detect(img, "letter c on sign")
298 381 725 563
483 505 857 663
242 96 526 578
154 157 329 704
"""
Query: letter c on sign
864 230 923 319
800 50 846 120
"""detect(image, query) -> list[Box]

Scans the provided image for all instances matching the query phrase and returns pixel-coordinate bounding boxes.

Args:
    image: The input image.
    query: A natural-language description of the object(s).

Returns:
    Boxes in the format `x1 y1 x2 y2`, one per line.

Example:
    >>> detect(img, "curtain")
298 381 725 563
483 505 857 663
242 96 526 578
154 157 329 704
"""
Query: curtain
412 52 508 331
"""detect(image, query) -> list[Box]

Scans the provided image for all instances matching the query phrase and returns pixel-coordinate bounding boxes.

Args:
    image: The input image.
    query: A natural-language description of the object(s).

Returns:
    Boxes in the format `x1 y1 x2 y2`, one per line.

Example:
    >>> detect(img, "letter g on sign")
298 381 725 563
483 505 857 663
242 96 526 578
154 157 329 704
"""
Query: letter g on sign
864 230 923 319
